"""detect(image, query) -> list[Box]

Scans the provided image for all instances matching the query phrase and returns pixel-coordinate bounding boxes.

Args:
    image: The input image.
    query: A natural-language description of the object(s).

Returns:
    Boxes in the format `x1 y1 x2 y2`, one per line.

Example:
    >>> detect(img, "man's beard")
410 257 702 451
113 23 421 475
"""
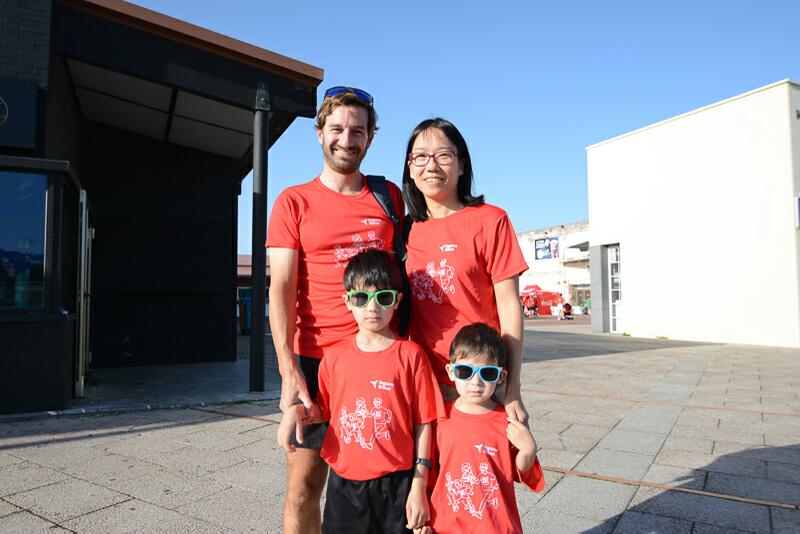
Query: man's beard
323 143 365 174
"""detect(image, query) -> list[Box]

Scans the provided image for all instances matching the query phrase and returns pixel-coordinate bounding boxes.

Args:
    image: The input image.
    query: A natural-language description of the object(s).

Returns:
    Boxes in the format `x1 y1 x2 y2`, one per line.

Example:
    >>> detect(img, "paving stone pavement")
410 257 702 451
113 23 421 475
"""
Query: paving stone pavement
1 325 798 533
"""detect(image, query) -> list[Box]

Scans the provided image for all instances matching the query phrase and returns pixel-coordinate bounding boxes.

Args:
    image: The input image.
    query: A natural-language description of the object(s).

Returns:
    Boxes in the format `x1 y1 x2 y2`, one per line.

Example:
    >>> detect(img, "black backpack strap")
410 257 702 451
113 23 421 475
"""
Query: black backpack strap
366 175 406 262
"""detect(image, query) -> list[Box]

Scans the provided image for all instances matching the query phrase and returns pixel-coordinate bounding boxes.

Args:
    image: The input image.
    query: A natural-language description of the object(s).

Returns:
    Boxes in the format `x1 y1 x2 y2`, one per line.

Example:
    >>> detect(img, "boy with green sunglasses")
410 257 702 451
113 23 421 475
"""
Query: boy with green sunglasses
278 249 441 532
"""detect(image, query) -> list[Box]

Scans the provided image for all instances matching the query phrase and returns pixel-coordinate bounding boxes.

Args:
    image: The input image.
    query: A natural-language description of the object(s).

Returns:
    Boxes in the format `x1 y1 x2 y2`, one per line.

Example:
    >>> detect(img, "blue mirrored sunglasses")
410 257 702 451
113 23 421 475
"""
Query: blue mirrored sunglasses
324 86 374 106
452 364 503 383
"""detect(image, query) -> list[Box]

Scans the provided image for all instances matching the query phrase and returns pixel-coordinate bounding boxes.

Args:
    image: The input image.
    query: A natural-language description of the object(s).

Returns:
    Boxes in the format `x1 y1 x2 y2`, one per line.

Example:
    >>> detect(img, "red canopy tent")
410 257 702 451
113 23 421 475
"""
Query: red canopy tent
520 285 564 316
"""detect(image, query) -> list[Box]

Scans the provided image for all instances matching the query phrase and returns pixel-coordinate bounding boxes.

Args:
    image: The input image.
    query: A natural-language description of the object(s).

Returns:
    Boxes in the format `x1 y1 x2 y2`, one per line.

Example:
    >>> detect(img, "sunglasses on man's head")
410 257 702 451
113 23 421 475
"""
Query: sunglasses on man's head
346 289 398 308
324 86 374 106
452 363 503 383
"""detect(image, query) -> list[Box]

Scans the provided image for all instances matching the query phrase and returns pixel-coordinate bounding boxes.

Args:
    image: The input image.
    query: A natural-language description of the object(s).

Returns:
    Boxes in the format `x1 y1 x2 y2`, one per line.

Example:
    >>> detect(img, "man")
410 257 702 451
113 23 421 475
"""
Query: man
267 86 403 533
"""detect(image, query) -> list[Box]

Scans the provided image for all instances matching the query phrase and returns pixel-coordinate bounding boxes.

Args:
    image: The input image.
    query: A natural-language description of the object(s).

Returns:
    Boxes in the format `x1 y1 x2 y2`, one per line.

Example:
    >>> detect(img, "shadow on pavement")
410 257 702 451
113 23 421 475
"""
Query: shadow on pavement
581 444 800 533
523 331 705 362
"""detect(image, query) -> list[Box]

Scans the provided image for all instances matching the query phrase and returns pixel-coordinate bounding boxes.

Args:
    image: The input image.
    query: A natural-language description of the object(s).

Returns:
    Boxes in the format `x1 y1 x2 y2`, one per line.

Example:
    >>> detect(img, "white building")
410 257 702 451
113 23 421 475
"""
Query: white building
517 221 591 306
586 79 800 347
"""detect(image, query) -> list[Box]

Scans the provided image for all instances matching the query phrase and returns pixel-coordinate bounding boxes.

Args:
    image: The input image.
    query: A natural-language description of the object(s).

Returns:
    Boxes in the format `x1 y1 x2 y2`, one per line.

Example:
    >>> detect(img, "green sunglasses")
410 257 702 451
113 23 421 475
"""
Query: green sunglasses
346 289 399 308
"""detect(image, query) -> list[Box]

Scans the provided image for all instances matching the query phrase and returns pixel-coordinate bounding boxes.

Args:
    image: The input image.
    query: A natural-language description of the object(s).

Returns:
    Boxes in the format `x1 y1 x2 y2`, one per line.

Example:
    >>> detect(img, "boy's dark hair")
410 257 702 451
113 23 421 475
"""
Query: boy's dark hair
343 249 402 291
449 322 506 366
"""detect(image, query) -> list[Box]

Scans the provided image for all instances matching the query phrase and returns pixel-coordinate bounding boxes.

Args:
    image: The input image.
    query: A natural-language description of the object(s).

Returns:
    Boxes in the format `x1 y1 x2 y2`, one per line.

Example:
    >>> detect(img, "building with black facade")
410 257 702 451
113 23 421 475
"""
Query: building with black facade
0 0 322 414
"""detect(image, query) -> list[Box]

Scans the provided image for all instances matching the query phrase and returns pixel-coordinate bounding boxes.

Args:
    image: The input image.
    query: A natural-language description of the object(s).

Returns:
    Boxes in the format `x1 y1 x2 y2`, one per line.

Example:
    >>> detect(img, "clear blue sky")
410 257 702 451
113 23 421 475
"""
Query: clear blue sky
134 0 798 253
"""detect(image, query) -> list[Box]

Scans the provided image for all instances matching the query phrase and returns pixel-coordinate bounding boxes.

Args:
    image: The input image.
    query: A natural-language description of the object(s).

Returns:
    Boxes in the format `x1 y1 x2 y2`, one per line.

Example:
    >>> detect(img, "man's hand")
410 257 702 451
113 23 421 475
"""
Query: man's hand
503 390 529 425
277 403 323 453
279 367 312 414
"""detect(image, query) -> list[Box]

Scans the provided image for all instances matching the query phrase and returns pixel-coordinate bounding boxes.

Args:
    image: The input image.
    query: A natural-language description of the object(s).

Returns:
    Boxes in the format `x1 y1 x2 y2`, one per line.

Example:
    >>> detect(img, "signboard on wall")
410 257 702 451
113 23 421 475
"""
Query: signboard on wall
0 77 38 150
535 236 559 260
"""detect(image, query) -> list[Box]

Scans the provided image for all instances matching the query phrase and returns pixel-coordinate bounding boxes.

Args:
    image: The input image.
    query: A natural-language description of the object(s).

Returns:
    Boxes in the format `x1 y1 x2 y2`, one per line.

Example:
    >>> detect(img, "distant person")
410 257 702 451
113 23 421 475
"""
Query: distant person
277 250 440 532
267 86 404 533
424 323 544 533
563 302 573 320
402 118 529 424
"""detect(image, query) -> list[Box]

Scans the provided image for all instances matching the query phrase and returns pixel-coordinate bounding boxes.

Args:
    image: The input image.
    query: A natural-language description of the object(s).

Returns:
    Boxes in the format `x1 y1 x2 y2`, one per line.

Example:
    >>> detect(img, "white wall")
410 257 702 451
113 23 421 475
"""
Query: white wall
587 81 800 347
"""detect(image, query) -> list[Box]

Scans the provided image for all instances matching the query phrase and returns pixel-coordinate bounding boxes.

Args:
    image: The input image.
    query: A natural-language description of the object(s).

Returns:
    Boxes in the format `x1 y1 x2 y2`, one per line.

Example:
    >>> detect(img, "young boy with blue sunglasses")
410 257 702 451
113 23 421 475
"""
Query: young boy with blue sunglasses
278 249 441 533
423 323 544 534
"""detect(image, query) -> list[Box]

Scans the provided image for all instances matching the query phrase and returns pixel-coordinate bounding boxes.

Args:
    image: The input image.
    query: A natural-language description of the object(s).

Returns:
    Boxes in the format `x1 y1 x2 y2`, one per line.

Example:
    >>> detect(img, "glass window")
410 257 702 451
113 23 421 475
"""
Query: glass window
0 172 47 308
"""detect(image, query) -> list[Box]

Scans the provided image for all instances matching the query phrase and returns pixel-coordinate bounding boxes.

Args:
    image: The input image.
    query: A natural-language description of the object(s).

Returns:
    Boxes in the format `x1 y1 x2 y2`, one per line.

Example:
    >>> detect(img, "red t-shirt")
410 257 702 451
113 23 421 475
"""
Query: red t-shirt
266 176 404 358
317 338 441 481
406 204 528 383
430 403 545 534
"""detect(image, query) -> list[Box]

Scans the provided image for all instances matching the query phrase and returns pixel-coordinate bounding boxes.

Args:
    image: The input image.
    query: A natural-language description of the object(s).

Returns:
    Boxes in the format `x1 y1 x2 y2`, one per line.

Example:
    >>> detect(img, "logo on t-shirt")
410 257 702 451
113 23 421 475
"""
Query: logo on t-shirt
474 443 498 456
333 232 387 267
439 243 458 252
445 461 500 520
361 217 382 226
338 396 394 450
369 379 395 391
410 259 456 304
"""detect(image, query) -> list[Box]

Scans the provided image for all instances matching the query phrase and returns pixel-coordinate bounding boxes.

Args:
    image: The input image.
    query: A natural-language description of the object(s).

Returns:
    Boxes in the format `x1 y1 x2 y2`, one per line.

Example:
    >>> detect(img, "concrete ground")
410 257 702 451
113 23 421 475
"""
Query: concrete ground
1 326 798 533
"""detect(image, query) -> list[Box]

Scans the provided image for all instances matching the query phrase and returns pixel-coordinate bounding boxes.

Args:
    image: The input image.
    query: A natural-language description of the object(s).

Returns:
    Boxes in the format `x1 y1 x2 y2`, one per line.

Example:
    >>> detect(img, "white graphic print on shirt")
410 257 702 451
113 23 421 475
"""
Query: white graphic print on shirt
410 259 456 303
333 231 386 267
338 396 394 450
445 461 501 520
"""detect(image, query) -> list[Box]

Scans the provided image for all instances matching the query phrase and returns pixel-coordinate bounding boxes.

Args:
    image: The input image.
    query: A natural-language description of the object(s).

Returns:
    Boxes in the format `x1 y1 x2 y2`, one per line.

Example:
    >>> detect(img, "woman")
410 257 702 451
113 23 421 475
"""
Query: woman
402 118 529 423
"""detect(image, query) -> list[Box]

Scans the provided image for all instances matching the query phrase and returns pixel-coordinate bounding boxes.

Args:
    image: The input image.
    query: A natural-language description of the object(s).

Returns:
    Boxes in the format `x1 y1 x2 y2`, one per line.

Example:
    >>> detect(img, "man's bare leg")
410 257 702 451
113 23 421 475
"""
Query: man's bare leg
284 448 328 534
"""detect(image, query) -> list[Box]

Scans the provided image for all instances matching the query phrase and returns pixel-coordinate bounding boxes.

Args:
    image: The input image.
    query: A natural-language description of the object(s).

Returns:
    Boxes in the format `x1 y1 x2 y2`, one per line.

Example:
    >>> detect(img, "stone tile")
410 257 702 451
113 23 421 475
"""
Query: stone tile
767 461 800 484
691 522 753 534
536 475 637 521
520 507 615 533
205 459 285 495
661 436 714 454
0 454 23 468
538 449 585 470
0 510 70 533
179 486 286 532
597 429 667 456
0 499 21 518
189 416 269 435
146 445 247 476
63 499 221 533
103 434 191 459
628 486 769 533
615 405 682 434
612 510 692 533
705 472 800 505
655 450 767 478
108 468 231 509
771 507 800 534
8 441 107 470
64 453 158 485
642 464 706 490
174 429 265 452
5 478 130 523
559 424 611 452
0 461 69 497
576 448 654 480
542 410 622 427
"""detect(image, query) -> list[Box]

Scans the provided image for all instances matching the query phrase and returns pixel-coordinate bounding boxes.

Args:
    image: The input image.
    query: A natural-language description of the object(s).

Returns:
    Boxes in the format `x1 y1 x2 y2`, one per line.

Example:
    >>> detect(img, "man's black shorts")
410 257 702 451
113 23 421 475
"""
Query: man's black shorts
288 355 328 450
322 468 413 533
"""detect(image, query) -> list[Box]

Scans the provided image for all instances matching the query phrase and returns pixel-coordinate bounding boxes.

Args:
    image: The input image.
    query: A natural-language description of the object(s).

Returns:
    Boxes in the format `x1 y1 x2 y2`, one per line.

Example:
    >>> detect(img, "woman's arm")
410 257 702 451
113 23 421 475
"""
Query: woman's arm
494 276 529 424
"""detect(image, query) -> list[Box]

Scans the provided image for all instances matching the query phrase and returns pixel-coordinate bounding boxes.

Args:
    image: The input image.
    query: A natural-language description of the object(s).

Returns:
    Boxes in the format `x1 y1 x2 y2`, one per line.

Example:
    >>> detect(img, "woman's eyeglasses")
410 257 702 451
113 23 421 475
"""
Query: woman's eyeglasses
451 363 503 383
346 289 399 308
324 86 374 106
408 150 457 167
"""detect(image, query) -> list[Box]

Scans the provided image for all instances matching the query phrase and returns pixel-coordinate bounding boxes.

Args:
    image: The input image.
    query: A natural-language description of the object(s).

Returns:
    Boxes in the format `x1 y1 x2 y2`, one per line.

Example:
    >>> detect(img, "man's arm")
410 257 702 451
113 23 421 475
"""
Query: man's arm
268 247 310 413
494 276 529 424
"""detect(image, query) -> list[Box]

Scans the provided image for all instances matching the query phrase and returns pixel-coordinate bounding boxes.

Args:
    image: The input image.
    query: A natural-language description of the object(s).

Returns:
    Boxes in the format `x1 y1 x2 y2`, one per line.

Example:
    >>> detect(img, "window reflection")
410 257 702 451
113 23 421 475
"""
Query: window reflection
0 172 46 308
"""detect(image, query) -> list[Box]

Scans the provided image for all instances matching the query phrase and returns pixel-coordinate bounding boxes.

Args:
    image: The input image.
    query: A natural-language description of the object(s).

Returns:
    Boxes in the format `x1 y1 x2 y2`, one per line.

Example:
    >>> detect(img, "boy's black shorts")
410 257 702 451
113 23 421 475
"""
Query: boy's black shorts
323 468 413 534
288 355 328 450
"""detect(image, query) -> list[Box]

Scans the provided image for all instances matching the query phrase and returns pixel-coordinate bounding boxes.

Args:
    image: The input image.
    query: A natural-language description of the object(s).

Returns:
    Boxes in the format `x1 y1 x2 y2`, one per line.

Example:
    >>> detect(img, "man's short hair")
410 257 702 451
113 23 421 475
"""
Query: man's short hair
315 92 379 140
449 322 506 367
343 249 401 291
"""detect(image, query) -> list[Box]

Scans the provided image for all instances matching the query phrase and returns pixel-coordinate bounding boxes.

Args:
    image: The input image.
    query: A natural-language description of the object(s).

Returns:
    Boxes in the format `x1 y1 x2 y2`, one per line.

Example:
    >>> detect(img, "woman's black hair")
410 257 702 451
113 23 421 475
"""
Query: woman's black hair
401 118 484 222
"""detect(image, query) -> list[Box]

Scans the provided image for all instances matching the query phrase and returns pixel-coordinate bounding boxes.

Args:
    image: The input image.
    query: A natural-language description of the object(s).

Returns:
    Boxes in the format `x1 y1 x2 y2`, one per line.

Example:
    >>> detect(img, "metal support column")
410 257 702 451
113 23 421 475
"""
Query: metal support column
250 83 270 391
